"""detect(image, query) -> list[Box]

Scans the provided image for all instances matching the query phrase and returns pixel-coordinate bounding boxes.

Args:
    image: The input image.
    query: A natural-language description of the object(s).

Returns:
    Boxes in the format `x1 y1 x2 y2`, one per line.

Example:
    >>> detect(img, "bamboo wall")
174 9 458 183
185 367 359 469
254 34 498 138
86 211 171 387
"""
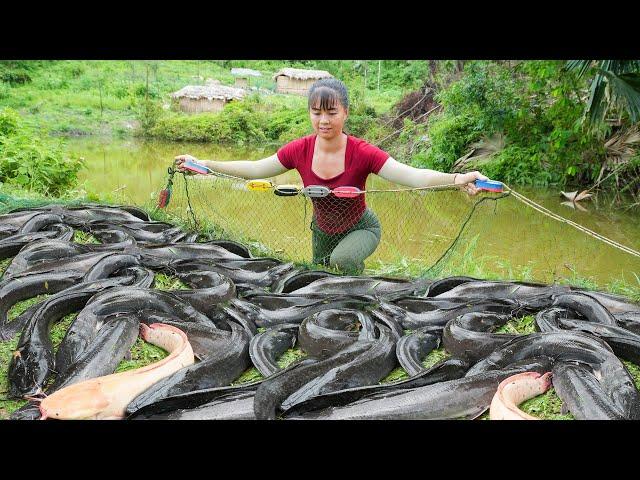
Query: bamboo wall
234 78 249 88
275 76 317 95
177 97 227 113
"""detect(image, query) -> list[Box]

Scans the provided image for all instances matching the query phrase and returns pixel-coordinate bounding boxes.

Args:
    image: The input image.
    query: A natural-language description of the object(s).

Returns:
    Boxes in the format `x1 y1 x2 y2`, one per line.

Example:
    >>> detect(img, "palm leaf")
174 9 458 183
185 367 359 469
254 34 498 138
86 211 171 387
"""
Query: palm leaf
618 72 640 88
567 60 640 126
565 60 594 78
597 70 640 122
584 72 609 125
452 132 505 172
608 60 640 75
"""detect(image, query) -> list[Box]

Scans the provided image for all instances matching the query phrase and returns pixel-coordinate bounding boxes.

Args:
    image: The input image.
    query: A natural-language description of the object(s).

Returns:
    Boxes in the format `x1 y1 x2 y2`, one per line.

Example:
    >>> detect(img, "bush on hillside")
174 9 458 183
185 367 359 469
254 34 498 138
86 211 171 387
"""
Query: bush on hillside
0 108 85 196
150 100 269 144
409 60 607 187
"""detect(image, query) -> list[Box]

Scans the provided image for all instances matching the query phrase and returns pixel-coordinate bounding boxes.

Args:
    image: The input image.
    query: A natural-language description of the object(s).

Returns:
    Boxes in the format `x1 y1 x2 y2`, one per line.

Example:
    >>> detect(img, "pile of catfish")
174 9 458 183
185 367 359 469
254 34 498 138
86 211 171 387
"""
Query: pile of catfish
2 204 640 420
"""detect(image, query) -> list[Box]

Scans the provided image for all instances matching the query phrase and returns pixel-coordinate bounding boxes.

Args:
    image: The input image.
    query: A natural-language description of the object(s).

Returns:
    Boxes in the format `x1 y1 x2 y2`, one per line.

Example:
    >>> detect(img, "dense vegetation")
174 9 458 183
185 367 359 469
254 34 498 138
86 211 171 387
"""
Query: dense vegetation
0 107 84 196
1 59 639 198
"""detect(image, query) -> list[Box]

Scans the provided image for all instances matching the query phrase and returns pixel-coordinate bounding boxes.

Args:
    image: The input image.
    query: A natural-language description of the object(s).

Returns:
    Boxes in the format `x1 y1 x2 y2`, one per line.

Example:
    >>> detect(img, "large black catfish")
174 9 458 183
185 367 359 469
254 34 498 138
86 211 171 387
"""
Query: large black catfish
285 358 552 420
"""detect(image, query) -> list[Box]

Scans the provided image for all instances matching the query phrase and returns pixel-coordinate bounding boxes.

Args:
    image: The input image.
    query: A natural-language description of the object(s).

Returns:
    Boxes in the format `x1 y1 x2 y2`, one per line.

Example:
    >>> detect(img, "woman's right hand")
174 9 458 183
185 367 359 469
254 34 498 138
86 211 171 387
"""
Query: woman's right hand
174 154 198 173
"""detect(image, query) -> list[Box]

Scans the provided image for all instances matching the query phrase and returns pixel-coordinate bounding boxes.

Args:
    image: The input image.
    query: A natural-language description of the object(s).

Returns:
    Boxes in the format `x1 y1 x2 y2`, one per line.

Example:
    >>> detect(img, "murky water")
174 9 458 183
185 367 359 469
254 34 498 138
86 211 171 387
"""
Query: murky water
67 137 640 286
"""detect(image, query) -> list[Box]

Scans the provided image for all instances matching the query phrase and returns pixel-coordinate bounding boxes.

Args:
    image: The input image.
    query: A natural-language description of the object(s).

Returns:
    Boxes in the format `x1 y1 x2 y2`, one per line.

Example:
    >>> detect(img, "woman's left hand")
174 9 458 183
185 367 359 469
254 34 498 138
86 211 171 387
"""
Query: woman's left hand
454 171 489 196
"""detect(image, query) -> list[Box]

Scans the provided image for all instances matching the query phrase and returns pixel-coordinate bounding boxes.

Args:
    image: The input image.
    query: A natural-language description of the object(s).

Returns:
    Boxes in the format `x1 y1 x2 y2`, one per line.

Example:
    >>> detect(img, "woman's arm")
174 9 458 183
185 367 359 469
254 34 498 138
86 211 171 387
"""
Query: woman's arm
376 157 488 195
174 153 289 179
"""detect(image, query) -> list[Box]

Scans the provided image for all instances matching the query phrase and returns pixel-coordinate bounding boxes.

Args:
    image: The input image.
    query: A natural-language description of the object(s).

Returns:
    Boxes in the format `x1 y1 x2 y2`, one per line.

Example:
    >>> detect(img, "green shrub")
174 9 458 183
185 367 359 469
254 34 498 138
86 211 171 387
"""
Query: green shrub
0 62 33 85
150 99 271 143
36 75 69 90
135 98 163 135
264 107 309 142
0 108 85 196
222 101 267 143
63 64 85 78
410 60 608 187
0 108 21 136
481 145 561 186
417 112 480 170
110 83 130 99
0 83 10 100
132 82 160 99
151 113 209 141
416 61 528 171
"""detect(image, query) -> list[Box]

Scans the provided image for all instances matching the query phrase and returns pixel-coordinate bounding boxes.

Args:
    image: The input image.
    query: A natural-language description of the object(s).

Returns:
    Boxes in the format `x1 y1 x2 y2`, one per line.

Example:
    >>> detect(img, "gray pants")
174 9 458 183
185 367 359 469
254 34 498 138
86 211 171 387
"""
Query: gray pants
311 208 381 275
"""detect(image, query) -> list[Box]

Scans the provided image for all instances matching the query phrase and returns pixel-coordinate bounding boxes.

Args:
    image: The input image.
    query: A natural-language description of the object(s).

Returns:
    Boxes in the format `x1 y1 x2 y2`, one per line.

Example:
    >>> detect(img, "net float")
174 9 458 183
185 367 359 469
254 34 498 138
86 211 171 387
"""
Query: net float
246 179 274 191
182 160 211 175
157 188 171 208
301 185 331 198
474 179 504 192
274 185 300 196
332 186 363 198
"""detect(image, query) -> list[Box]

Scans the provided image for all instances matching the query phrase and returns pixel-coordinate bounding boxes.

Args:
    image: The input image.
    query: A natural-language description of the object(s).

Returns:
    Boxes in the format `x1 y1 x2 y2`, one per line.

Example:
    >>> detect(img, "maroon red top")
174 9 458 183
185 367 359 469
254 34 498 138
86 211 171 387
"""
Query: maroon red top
277 134 390 234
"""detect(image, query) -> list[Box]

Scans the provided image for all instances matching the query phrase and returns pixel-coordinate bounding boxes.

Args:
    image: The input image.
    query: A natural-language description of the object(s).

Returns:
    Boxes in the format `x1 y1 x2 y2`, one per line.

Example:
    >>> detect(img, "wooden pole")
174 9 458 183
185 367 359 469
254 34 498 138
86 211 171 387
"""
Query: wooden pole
363 60 367 103
99 79 103 122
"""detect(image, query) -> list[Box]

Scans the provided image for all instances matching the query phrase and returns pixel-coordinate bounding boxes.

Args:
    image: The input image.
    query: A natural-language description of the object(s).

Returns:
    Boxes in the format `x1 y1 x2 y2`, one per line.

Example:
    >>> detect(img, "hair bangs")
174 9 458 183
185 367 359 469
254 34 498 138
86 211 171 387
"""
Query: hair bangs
308 87 340 111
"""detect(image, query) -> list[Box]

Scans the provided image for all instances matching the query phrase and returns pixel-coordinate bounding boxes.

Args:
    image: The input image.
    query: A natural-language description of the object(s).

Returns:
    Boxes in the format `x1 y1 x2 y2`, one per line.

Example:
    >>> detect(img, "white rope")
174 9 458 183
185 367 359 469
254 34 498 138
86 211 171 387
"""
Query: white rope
504 184 640 259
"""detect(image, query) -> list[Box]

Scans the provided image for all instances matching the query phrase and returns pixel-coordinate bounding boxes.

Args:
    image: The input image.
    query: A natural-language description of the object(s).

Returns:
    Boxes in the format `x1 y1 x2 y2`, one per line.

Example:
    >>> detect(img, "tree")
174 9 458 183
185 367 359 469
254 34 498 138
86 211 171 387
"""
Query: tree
565 60 640 127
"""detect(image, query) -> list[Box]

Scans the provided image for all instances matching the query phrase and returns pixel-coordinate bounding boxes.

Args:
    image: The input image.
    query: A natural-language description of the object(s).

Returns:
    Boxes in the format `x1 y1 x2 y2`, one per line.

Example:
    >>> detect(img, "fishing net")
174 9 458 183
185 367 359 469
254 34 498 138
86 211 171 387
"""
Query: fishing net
150 168 640 290
0 191 122 215
2 160 637 292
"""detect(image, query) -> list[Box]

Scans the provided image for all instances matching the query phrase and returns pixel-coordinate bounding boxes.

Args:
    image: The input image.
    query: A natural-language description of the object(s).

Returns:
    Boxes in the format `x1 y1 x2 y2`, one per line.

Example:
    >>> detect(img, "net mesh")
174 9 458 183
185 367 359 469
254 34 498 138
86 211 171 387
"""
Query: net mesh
152 171 640 289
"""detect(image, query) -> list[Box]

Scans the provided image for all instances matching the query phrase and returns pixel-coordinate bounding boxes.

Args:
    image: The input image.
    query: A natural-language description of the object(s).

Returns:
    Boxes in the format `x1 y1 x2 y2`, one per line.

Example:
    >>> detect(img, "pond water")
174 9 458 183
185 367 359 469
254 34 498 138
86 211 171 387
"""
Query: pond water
67 137 640 287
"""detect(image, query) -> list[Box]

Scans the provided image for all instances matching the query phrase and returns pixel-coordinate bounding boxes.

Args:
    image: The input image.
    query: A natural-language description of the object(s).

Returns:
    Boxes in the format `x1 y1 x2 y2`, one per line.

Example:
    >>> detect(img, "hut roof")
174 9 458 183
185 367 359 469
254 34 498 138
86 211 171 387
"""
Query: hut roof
171 85 246 101
272 68 333 81
231 68 262 77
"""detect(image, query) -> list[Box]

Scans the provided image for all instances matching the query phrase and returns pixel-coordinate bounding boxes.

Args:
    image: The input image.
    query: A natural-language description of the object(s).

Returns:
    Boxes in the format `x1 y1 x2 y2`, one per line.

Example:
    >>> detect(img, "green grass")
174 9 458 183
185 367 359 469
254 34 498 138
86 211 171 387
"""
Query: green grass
8 295 51 322
494 315 537 335
50 313 77 353
149 207 289 264
152 273 190 290
479 315 574 420
72 230 100 244
0 258 12 277
0 299 74 418
518 388 574 420
115 338 168 374
380 347 452 384
233 367 264 385
233 346 308 385
481 316 640 420
365 234 640 303
623 361 640 390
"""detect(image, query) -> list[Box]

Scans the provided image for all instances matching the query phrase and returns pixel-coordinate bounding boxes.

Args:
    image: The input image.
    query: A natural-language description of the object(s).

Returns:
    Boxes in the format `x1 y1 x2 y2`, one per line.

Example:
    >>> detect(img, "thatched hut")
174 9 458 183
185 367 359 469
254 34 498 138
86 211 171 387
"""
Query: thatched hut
272 68 333 95
231 68 262 88
171 85 246 113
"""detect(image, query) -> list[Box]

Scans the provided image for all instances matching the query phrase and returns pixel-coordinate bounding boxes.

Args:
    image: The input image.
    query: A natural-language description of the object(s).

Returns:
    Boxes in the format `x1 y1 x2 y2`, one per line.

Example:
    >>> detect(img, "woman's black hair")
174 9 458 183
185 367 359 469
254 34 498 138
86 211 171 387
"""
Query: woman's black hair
308 78 349 111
